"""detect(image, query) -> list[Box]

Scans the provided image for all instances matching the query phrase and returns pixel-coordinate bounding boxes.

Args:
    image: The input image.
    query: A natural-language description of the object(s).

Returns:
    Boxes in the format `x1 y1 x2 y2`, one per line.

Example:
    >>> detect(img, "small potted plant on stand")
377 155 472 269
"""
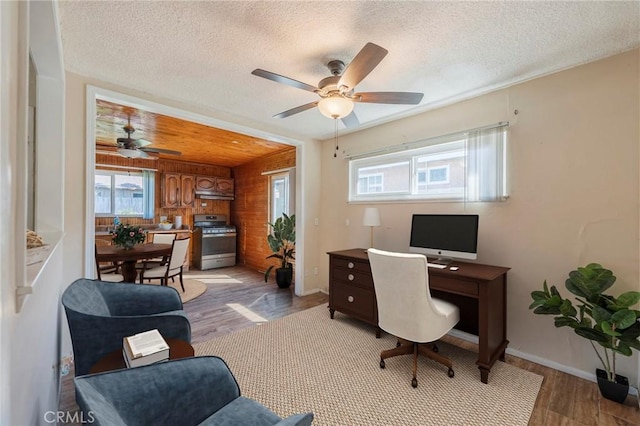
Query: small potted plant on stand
530 263 640 403
264 213 295 288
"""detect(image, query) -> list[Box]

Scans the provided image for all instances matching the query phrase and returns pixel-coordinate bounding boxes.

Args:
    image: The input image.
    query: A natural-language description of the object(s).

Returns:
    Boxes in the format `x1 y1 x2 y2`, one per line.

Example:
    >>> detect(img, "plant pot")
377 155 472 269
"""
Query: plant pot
275 267 293 289
596 368 629 403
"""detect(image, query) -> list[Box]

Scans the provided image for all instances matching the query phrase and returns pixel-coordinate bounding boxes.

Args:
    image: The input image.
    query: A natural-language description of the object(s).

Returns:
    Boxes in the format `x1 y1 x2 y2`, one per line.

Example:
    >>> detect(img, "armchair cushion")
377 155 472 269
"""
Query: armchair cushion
75 356 314 426
62 278 191 376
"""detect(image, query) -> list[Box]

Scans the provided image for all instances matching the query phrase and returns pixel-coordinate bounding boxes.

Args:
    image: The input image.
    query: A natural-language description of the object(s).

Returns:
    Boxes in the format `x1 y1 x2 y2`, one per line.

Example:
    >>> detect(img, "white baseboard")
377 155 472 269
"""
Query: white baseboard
446 329 638 396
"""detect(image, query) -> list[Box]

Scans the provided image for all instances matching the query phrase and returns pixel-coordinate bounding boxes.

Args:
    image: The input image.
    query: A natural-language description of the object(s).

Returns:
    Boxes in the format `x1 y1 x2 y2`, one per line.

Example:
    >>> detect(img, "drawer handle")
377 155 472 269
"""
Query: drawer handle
348 274 354 281
347 295 354 303
348 262 354 269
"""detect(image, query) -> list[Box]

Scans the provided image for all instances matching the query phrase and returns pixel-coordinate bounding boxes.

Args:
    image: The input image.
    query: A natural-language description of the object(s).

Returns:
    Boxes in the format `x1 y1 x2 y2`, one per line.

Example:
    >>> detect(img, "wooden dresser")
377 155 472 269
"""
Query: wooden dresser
327 249 381 337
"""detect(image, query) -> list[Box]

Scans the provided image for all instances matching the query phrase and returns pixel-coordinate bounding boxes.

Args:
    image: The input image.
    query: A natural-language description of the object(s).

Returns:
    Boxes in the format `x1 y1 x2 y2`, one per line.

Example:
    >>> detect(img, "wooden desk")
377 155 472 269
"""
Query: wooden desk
89 338 194 374
327 248 510 384
96 243 173 283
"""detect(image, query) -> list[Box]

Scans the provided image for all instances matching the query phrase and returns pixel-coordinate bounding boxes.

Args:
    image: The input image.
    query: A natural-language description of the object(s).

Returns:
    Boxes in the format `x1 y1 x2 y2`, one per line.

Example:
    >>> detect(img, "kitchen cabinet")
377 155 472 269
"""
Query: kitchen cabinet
195 176 234 199
162 173 195 208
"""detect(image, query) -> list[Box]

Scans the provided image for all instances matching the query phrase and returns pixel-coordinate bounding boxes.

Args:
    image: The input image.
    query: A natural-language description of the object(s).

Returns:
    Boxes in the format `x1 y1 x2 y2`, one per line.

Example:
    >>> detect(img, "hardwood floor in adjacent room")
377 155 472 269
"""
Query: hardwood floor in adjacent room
58 266 639 425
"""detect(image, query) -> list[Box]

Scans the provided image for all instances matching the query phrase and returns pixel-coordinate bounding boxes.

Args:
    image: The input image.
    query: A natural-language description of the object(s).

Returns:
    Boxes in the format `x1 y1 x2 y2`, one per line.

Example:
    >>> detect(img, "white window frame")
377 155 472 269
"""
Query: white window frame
348 123 508 203
267 168 296 230
94 170 145 218
357 172 383 194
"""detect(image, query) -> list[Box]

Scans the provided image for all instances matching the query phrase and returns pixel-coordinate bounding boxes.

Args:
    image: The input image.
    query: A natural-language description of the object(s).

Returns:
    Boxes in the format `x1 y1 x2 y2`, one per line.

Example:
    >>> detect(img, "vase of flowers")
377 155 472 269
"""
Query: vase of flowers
111 223 146 249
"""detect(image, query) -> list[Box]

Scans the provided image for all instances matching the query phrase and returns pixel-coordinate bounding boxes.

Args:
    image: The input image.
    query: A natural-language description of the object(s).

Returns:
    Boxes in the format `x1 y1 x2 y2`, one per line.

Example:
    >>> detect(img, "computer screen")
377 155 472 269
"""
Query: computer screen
409 214 479 261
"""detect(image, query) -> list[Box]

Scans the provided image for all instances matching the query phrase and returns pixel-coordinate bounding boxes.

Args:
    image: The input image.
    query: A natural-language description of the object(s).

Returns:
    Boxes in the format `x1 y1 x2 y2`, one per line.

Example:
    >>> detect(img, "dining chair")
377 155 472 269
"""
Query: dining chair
94 244 124 282
136 233 177 271
367 248 460 388
139 238 190 291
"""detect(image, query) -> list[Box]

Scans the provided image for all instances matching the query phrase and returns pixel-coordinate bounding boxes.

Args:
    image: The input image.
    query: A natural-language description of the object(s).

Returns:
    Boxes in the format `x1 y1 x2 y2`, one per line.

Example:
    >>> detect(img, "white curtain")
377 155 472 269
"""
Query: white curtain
142 170 155 219
465 125 508 202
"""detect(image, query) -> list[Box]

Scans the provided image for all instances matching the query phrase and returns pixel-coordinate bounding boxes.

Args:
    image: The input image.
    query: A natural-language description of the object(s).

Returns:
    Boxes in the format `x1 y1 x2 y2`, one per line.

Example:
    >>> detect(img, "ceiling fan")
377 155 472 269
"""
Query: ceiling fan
109 117 182 159
251 42 424 128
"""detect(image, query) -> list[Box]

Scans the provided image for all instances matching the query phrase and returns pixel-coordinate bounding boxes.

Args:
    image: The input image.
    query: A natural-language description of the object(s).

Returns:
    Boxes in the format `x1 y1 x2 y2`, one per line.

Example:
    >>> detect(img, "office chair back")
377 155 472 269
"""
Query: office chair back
367 248 454 343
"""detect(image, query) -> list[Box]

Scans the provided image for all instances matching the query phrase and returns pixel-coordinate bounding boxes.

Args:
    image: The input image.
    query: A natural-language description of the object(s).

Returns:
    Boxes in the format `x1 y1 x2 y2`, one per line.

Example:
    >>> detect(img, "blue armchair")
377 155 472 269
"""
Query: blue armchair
62 278 191 376
74 356 314 425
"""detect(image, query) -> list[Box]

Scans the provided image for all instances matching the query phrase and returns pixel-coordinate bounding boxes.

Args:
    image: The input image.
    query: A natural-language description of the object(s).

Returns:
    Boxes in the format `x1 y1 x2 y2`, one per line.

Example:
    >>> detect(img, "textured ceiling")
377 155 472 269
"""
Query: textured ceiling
58 1 640 142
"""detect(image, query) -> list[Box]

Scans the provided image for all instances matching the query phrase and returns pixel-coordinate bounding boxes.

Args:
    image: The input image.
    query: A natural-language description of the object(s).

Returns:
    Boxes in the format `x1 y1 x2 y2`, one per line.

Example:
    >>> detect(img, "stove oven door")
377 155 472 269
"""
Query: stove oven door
195 231 237 270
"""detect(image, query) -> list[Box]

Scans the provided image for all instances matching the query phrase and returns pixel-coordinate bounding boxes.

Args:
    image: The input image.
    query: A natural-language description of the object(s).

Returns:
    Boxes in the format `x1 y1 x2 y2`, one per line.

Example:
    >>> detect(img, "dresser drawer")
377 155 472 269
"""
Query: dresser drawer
430 276 478 297
330 281 375 323
332 267 373 289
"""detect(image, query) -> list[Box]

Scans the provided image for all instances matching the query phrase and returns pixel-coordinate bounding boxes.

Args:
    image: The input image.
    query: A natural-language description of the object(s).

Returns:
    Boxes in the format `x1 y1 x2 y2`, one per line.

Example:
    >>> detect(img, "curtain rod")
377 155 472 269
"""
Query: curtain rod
344 121 509 160
261 166 295 176
96 164 158 172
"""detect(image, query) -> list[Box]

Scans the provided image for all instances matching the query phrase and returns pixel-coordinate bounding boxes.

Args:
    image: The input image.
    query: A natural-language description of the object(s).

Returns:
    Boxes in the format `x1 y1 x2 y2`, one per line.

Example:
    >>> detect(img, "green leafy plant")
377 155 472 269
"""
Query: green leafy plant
110 223 146 248
264 213 295 282
530 263 640 382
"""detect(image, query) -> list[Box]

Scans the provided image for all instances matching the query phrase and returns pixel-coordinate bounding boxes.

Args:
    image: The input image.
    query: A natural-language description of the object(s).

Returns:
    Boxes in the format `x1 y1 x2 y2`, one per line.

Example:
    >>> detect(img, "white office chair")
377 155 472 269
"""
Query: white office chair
367 248 460 388
139 238 190 291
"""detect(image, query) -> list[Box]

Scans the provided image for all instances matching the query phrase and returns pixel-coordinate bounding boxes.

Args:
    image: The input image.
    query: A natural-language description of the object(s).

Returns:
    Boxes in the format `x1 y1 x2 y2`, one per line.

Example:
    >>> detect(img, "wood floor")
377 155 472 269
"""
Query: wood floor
59 266 639 425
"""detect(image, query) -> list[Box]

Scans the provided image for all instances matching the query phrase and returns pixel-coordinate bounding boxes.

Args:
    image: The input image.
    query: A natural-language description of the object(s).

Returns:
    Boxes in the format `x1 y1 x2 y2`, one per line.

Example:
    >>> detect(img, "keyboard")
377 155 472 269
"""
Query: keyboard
427 263 447 269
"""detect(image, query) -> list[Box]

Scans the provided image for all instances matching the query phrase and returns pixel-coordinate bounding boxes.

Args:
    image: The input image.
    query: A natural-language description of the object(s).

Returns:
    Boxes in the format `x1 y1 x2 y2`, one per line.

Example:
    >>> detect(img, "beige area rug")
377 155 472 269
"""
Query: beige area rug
195 305 543 425
147 279 206 303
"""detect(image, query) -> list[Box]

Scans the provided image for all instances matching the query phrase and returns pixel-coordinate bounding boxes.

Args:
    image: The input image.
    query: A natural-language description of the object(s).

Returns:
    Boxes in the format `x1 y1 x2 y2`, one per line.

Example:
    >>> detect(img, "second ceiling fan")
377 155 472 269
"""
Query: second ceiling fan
252 42 424 128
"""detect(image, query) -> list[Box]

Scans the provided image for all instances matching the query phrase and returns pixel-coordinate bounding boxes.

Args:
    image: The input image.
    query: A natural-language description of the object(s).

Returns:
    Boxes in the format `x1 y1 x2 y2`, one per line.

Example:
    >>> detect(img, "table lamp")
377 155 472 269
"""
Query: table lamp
363 207 381 248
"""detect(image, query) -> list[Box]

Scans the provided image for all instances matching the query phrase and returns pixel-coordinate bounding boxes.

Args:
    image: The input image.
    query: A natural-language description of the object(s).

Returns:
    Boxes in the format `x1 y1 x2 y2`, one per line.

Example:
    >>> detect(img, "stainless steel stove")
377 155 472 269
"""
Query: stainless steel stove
192 214 236 270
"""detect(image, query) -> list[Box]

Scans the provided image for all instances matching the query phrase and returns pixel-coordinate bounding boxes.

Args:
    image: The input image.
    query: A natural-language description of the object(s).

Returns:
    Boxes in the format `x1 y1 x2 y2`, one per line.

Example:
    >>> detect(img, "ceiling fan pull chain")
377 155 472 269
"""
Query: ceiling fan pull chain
334 118 339 158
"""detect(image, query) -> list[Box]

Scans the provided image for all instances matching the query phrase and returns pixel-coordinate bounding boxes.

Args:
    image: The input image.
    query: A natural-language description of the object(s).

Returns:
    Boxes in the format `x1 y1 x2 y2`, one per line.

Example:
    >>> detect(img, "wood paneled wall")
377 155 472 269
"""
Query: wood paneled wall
95 154 232 228
231 147 296 273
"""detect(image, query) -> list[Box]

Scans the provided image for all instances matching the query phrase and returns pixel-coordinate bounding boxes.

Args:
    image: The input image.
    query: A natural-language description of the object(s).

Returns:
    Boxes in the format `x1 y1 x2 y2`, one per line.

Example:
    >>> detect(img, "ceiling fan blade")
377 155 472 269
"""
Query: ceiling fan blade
137 150 151 158
341 112 360 129
274 101 319 119
252 69 318 93
338 43 388 91
141 147 182 156
353 92 424 105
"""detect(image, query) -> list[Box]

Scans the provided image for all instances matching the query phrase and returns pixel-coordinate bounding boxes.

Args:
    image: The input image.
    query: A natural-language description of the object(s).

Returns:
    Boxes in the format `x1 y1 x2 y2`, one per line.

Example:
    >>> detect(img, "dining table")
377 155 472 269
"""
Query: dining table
95 243 173 283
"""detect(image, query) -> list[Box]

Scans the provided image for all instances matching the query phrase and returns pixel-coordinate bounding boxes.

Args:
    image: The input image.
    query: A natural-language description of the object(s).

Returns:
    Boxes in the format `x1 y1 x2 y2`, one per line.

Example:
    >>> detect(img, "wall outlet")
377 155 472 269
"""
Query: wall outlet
345 219 350 226
314 218 319 226
201 202 207 207
313 267 318 275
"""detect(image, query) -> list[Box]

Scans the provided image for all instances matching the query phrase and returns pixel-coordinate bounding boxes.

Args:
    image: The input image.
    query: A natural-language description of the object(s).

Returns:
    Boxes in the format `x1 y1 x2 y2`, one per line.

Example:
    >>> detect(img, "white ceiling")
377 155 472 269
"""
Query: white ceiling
58 1 639 142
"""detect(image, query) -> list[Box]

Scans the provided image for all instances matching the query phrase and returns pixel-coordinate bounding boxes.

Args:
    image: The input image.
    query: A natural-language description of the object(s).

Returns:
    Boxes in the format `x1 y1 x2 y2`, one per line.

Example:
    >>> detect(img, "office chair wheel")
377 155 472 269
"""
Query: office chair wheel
448 368 455 378
411 378 418 388
380 359 385 369
432 344 439 353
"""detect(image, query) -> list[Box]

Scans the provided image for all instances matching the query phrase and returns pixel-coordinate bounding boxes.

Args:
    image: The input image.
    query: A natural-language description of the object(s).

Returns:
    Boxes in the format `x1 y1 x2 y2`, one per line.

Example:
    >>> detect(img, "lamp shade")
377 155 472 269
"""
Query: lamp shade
317 96 354 119
363 207 381 227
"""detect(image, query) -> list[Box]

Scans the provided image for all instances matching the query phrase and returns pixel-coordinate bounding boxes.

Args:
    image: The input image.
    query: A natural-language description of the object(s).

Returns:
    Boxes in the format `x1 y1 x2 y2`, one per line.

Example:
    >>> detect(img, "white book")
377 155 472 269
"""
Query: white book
123 329 169 368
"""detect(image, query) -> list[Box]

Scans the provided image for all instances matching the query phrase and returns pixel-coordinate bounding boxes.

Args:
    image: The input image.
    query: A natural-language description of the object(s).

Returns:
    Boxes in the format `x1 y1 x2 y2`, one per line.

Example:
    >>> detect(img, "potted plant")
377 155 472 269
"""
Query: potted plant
111 223 147 249
530 263 640 403
264 213 295 288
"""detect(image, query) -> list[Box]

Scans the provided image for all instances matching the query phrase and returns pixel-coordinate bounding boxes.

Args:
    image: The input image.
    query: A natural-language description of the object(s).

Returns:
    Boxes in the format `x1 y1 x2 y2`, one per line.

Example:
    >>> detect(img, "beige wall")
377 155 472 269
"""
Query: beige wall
318 50 640 382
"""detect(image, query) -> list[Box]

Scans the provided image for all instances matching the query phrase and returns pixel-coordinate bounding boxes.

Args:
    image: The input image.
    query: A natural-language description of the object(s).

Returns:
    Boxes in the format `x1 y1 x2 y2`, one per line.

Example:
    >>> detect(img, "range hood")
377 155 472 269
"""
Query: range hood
195 190 234 201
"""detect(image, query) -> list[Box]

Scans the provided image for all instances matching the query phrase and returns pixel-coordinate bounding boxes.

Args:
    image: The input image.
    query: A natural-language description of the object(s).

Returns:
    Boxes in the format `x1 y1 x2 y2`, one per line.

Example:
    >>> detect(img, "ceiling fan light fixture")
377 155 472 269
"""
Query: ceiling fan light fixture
318 96 354 119
117 148 141 158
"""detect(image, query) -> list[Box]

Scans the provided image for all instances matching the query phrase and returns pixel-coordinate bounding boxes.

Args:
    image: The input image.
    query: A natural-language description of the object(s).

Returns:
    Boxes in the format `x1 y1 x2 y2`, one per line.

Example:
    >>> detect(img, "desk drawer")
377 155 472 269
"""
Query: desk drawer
430 276 478 297
332 268 373 289
330 281 375 323
332 257 370 274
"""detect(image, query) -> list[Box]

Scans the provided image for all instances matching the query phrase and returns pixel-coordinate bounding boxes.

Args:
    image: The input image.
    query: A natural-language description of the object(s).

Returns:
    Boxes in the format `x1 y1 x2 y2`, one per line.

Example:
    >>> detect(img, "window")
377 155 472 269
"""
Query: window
348 123 508 202
268 169 296 225
95 170 151 217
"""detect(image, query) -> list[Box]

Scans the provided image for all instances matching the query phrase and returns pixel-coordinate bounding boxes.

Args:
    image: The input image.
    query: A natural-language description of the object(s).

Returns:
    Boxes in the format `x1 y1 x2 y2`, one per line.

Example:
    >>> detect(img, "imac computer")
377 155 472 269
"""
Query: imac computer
409 214 479 264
